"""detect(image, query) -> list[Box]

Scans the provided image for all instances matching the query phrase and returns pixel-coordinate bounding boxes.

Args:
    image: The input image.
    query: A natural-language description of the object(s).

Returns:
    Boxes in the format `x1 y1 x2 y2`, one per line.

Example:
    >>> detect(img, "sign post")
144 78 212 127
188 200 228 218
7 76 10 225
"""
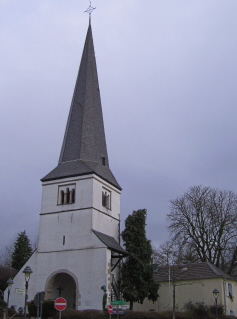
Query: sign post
108 304 113 319
54 297 67 319
34 291 45 319
111 300 126 306
108 303 127 317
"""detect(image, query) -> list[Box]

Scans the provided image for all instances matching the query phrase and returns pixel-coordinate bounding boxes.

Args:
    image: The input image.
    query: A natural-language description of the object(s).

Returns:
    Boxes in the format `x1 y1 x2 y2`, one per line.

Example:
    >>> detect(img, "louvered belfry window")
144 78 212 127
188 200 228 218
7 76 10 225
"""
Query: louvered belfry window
58 184 76 205
102 189 111 209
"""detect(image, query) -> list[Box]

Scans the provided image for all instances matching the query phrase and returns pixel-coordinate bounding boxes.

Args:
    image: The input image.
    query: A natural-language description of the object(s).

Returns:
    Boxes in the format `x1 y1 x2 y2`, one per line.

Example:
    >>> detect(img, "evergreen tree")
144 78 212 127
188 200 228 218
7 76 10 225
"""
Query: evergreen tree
121 209 159 310
11 231 32 270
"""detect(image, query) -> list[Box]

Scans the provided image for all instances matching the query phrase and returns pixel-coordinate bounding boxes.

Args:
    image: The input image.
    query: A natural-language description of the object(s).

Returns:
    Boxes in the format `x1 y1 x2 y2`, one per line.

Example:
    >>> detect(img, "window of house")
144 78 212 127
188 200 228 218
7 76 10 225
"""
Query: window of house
102 189 111 209
58 184 76 205
226 283 234 299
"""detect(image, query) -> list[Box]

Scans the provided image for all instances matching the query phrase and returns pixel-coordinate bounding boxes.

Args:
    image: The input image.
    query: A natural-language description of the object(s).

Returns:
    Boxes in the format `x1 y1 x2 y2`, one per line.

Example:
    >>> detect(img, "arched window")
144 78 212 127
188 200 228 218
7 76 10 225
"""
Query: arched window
64 188 69 204
69 189 75 204
102 190 110 209
60 190 64 205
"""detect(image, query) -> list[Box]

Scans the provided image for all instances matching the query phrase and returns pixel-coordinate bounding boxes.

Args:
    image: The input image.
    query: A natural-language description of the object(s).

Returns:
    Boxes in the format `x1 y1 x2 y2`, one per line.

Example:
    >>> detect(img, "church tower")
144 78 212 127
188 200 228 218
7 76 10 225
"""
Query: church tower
7 20 126 311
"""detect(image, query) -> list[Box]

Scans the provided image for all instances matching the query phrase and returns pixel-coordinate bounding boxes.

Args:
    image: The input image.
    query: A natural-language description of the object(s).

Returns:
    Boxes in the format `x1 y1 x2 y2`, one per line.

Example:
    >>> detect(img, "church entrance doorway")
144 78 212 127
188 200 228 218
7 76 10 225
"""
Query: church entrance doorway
45 271 77 309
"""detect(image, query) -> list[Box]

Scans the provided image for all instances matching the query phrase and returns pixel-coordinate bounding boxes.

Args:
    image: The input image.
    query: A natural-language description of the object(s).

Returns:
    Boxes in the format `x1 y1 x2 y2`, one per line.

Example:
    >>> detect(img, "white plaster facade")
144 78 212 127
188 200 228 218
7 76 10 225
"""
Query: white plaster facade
134 277 237 316
5 21 124 312
6 173 121 311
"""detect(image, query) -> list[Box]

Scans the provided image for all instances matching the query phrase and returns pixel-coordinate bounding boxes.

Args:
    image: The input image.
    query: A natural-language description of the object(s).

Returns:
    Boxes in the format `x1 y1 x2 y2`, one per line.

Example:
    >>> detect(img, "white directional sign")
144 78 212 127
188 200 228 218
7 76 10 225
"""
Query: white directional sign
15 289 25 294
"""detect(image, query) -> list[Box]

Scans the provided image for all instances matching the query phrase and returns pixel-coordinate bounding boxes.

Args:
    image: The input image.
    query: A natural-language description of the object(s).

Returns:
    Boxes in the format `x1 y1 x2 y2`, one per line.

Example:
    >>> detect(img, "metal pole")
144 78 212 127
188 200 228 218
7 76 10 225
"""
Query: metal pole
40 301 43 319
24 281 29 319
215 297 218 319
168 264 171 310
172 284 175 319
6 288 10 319
36 293 39 319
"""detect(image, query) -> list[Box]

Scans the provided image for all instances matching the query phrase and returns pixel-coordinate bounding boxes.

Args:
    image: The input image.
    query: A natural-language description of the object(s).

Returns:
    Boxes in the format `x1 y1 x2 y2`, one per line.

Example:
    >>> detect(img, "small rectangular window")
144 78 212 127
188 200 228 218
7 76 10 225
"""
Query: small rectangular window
230 310 235 316
226 283 234 299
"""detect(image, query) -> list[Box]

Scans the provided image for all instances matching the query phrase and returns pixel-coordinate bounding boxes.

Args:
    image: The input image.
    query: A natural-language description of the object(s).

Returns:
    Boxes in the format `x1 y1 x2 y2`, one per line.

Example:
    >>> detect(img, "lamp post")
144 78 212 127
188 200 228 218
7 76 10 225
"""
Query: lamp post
23 266 33 319
6 278 14 319
101 285 107 311
213 288 219 319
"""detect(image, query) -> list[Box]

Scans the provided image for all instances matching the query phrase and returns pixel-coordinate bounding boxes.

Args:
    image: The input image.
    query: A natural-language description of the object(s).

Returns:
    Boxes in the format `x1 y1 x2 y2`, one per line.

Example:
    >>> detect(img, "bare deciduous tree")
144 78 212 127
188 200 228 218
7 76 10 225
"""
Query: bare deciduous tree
0 266 17 293
0 237 16 268
167 185 237 275
152 240 199 267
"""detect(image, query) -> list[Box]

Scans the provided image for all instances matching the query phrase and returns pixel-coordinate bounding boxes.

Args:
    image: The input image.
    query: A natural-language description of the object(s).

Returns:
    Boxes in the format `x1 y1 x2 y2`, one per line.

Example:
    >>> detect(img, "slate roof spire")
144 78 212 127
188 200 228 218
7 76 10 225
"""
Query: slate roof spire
59 22 108 166
41 22 121 190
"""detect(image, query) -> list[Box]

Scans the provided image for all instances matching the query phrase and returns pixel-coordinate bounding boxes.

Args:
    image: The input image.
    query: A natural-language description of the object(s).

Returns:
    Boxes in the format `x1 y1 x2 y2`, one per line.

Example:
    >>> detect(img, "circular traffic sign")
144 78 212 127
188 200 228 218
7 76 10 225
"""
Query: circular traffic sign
108 305 113 314
54 297 67 311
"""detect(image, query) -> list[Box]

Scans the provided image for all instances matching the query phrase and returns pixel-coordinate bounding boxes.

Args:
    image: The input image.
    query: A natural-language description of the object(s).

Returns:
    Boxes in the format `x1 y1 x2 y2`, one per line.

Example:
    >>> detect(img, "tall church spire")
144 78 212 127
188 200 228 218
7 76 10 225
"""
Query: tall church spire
42 23 121 190
59 23 108 166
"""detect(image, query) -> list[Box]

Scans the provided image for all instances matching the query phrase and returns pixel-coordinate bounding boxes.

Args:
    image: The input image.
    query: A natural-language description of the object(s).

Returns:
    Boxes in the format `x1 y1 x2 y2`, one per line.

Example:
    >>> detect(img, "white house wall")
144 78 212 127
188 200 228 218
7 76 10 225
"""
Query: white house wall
134 278 237 316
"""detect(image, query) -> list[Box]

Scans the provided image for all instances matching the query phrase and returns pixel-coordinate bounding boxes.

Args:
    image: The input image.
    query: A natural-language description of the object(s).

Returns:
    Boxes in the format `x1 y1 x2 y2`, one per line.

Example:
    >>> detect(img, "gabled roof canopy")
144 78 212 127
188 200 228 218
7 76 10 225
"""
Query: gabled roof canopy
153 262 235 282
93 230 128 256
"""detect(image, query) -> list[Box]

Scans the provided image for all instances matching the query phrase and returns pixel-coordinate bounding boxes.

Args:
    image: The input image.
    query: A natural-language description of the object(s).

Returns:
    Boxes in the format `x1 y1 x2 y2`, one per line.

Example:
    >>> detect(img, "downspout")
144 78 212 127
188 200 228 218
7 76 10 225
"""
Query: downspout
223 277 227 315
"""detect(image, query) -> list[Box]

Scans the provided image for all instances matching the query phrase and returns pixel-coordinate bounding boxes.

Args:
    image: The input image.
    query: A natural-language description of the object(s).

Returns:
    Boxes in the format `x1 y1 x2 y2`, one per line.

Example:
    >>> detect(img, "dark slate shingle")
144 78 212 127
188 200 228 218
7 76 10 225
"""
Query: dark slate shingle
41 159 121 190
153 262 235 282
93 230 128 255
41 22 121 190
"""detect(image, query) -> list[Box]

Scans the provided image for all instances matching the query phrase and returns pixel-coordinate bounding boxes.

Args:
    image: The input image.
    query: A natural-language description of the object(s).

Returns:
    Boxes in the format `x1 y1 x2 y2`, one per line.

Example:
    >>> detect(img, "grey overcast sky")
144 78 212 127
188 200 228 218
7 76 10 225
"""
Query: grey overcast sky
1 1 237 250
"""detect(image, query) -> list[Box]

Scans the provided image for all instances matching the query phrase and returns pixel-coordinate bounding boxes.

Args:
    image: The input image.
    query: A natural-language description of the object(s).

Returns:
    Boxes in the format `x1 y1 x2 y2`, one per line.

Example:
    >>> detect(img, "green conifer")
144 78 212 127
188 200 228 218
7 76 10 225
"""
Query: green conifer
11 231 32 270
121 209 159 310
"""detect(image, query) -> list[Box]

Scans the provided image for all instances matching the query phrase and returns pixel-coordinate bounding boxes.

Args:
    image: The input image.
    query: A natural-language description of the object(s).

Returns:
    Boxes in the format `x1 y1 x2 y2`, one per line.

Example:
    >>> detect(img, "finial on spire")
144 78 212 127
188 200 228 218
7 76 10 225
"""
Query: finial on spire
84 1 96 20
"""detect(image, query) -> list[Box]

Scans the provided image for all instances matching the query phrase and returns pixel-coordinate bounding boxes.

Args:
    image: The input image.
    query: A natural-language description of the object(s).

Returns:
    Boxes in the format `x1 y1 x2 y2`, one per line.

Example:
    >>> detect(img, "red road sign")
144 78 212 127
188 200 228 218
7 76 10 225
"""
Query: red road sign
54 297 67 311
108 305 113 314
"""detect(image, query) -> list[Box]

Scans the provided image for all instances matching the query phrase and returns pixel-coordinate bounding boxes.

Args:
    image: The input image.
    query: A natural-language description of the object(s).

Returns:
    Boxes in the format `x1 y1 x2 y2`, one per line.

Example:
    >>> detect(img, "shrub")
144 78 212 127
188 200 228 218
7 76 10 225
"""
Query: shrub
184 301 209 319
58 309 107 319
42 300 57 317
183 301 228 319
28 300 57 318
28 300 37 316
8 305 16 317
0 307 4 318
209 304 224 317
56 309 190 319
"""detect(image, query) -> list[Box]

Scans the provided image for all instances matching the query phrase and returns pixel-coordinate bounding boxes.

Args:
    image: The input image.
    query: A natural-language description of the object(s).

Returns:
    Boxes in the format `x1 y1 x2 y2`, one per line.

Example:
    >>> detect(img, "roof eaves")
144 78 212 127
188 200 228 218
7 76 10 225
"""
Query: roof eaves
93 230 128 256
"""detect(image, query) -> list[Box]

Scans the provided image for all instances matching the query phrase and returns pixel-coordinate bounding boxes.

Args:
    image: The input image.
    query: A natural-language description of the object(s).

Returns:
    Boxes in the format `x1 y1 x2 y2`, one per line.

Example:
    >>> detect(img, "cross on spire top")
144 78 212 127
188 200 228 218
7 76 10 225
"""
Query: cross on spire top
84 1 96 17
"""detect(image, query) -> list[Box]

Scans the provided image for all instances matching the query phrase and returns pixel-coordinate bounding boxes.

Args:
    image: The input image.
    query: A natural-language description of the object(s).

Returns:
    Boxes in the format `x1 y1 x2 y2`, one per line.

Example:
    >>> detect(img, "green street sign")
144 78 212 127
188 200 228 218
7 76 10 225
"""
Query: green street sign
111 300 126 305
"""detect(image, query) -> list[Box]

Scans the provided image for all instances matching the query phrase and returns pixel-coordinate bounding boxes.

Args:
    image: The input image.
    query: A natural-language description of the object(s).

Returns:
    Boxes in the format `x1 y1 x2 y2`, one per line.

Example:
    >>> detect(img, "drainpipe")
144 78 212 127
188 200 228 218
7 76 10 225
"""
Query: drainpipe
223 277 226 315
